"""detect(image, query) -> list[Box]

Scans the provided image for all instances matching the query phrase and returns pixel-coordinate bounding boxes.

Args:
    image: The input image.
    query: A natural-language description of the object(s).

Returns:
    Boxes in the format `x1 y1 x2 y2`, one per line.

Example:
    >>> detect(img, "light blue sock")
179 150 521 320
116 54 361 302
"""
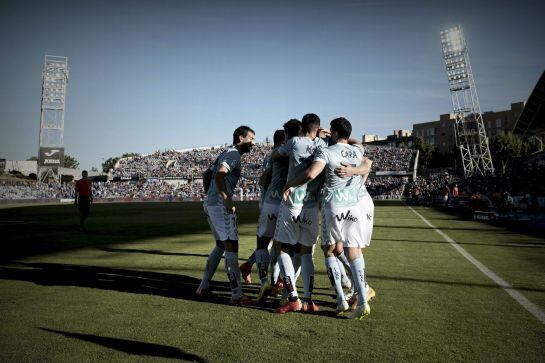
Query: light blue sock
326 256 345 303
349 256 366 306
337 251 353 290
255 248 270 284
198 245 223 290
278 252 298 299
269 248 280 283
225 251 242 299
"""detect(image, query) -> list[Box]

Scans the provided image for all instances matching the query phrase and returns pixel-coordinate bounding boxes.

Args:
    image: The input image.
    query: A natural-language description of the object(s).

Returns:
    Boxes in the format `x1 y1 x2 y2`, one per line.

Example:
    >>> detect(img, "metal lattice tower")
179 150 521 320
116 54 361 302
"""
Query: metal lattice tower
440 26 494 177
38 55 69 182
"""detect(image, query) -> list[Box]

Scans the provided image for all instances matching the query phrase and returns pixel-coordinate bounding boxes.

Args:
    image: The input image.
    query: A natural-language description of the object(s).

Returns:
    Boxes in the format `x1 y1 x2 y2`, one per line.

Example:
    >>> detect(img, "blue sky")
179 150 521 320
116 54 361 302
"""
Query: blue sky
1 0 544 170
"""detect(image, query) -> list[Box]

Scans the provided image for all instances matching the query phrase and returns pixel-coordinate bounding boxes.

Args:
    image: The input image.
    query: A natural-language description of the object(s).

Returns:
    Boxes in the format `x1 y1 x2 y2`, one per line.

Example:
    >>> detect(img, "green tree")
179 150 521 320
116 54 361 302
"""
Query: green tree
64 154 79 169
122 152 140 158
101 152 139 173
521 136 543 157
489 131 522 175
27 156 38 161
102 157 119 173
413 137 436 173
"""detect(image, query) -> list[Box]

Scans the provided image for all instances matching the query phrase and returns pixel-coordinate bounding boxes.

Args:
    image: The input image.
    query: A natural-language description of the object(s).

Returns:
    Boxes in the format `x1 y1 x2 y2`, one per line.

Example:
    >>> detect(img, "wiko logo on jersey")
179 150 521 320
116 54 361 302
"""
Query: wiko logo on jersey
332 189 358 204
292 215 312 225
366 213 373 221
269 189 282 200
290 188 315 204
267 213 277 221
341 149 358 159
335 210 358 222
44 149 60 157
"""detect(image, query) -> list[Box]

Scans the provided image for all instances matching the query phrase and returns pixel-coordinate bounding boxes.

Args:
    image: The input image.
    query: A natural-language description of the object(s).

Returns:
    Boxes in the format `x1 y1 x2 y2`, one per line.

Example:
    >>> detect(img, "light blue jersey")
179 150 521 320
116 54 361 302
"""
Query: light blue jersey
314 143 368 207
279 136 327 207
206 147 242 206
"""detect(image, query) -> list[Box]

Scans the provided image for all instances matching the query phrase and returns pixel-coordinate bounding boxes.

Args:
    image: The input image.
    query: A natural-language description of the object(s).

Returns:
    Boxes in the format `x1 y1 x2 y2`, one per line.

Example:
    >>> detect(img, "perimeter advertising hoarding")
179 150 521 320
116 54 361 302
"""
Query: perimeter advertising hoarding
39 147 64 167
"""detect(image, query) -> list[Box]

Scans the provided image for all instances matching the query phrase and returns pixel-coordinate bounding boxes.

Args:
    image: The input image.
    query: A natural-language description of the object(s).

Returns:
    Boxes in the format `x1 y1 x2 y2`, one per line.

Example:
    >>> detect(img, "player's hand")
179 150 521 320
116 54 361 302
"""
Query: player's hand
224 198 235 214
282 187 291 202
319 128 331 137
335 162 355 178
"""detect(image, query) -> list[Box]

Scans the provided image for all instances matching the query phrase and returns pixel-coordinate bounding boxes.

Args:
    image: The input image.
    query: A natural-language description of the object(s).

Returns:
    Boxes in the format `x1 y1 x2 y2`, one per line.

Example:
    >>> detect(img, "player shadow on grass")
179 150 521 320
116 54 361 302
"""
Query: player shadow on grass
100 247 250 261
39 327 208 362
0 262 339 316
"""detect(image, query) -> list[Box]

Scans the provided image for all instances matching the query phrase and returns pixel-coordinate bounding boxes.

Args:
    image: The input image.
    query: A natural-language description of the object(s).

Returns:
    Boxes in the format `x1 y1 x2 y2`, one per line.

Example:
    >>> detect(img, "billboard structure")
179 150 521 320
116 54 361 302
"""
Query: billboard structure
38 55 69 182
440 26 494 177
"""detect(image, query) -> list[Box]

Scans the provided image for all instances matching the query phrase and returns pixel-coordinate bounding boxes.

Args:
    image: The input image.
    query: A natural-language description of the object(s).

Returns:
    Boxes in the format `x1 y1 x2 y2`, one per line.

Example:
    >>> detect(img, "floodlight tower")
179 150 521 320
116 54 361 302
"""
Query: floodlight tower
38 55 69 182
440 26 494 177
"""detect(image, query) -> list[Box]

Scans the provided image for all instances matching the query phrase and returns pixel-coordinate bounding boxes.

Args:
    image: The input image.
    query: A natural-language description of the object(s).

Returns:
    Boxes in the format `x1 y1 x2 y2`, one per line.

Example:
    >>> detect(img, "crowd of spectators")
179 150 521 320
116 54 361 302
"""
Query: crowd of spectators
366 146 415 172
0 182 72 200
366 176 408 199
113 144 272 179
406 172 544 214
2 143 417 201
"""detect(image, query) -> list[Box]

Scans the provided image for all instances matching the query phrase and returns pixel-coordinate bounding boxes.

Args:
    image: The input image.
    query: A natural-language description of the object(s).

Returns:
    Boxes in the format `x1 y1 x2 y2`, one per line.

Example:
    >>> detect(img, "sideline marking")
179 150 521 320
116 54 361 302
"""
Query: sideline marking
407 205 545 325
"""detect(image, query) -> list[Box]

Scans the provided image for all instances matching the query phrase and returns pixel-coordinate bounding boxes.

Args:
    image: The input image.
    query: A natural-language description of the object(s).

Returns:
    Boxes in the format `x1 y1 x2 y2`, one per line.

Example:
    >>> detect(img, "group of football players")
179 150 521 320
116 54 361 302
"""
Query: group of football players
195 114 375 320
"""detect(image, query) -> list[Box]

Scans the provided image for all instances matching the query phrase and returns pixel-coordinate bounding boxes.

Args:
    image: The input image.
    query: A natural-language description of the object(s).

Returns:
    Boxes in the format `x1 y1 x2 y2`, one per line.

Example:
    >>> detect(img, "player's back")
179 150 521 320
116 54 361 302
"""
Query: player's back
316 143 367 206
285 136 327 206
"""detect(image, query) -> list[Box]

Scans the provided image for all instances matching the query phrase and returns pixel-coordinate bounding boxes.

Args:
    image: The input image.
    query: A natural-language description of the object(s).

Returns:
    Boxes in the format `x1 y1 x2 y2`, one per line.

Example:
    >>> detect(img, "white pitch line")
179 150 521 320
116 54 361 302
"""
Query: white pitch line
407 205 545 325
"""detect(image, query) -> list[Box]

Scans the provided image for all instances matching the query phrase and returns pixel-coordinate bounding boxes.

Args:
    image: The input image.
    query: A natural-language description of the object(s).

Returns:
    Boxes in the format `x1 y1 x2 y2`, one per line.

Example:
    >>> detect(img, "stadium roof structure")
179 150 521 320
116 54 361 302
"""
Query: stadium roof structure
512 70 545 137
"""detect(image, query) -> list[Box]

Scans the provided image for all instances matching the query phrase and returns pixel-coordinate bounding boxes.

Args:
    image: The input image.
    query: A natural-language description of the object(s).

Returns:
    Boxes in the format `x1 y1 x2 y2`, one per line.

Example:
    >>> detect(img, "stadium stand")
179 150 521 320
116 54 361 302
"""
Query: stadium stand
1 143 417 201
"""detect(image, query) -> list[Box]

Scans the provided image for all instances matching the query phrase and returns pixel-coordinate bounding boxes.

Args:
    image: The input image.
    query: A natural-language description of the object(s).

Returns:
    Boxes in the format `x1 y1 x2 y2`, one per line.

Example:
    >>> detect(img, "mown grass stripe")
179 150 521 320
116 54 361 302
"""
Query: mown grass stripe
407 205 545 325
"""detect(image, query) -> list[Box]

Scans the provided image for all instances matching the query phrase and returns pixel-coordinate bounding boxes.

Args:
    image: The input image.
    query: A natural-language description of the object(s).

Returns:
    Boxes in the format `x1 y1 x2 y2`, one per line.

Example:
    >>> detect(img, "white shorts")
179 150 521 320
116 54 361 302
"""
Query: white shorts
257 202 280 238
322 195 374 248
273 203 319 247
203 203 238 241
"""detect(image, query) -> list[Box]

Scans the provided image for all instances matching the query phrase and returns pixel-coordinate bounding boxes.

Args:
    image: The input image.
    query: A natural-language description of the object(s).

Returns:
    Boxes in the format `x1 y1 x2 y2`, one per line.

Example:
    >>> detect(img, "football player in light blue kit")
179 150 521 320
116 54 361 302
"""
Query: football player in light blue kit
283 117 375 319
273 113 327 313
196 125 256 306
251 121 302 304
239 133 281 285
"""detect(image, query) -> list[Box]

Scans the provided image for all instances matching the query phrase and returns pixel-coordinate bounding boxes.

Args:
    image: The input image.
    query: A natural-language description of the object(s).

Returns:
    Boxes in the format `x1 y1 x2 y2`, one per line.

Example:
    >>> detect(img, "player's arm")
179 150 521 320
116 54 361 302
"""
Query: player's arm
282 160 325 201
214 165 234 213
259 167 272 189
202 167 213 194
335 157 372 179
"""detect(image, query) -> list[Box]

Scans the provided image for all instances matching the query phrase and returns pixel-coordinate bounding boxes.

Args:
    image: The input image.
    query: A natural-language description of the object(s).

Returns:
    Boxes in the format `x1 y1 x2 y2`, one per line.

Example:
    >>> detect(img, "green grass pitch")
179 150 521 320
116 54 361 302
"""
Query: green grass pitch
1 201 544 362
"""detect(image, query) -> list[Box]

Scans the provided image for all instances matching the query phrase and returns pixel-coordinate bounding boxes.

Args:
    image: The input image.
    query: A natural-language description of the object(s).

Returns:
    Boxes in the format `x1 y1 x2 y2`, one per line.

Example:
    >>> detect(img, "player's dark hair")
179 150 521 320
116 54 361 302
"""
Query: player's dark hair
273 129 285 144
301 113 320 133
330 117 352 139
283 119 302 139
233 125 255 145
